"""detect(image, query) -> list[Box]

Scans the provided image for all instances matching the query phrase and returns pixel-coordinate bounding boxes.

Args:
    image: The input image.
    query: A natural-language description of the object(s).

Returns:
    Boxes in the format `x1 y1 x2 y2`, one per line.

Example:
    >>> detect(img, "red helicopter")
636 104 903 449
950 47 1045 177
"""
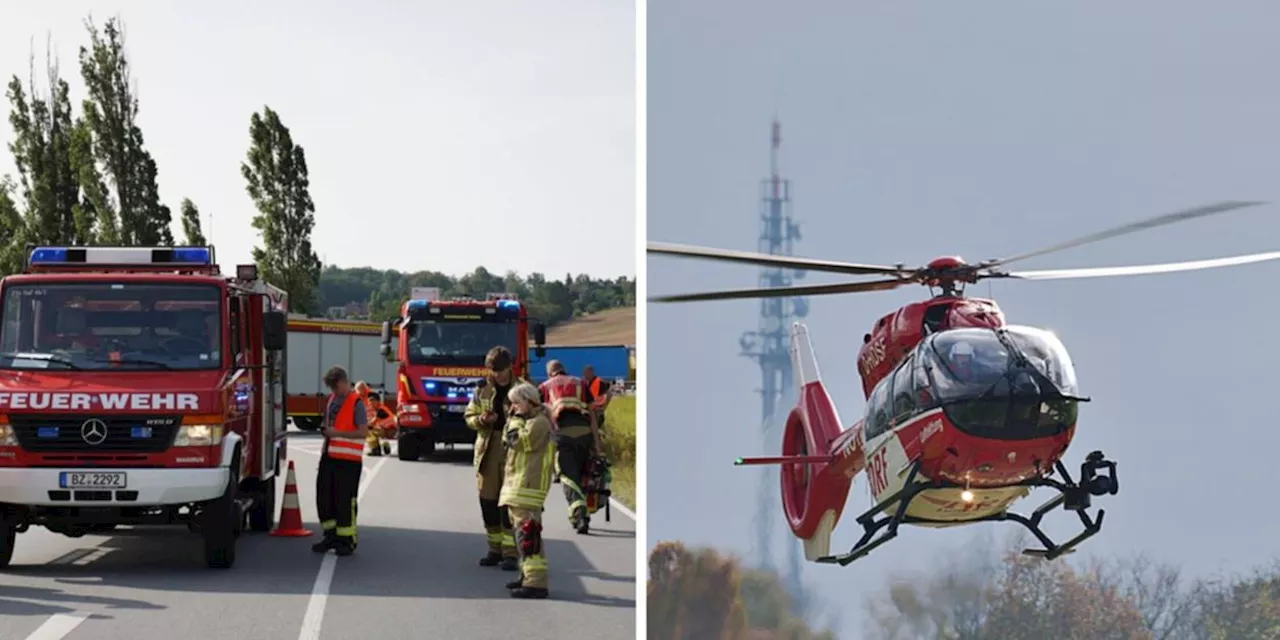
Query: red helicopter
649 200 1280 566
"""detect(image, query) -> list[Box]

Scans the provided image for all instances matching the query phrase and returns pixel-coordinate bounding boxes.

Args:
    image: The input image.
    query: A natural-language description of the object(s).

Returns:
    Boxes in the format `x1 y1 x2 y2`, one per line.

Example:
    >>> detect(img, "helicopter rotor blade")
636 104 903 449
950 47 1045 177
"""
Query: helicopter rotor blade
648 242 908 277
650 278 908 303
988 201 1268 269
994 250 1280 281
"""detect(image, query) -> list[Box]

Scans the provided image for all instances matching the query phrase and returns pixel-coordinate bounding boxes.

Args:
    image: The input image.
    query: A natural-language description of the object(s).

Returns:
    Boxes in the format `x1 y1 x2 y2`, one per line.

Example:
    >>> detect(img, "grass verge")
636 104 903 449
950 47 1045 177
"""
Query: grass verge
602 395 636 511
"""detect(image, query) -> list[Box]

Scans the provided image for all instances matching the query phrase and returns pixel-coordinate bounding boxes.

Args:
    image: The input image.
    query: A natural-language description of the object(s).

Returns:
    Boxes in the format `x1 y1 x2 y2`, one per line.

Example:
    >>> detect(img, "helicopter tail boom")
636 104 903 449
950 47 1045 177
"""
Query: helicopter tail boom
771 324 863 561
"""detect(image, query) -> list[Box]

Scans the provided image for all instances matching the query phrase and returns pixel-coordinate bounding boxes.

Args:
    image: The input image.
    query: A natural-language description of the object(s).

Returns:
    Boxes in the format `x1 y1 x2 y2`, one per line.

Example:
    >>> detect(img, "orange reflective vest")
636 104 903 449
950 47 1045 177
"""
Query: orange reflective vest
539 374 590 421
325 392 365 462
587 377 607 408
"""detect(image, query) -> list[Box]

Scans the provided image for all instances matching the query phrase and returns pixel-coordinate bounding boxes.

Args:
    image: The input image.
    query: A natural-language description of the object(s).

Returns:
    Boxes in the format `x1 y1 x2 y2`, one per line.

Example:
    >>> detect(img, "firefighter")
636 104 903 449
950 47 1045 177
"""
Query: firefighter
539 359 601 534
463 345 528 571
311 366 367 556
364 391 395 457
582 364 612 429
499 381 556 599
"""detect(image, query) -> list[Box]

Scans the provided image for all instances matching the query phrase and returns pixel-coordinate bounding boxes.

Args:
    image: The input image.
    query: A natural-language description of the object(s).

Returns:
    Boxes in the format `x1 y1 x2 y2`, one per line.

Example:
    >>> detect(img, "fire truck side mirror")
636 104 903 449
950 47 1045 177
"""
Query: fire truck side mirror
263 311 287 351
533 322 547 346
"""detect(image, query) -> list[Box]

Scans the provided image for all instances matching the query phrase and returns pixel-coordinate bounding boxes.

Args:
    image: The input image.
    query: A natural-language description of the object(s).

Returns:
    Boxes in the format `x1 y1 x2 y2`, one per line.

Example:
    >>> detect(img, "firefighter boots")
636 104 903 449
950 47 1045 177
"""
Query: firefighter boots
501 557 519 571
511 586 549 599
571 506 590 535
334 537 355 556
311 533 338 553
480 551 503 567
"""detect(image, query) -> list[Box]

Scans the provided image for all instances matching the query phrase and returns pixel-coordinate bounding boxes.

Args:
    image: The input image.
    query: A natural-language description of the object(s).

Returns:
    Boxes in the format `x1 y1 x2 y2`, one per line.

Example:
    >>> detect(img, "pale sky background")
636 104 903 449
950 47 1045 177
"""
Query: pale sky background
1 0 635 278
648 0 1280 636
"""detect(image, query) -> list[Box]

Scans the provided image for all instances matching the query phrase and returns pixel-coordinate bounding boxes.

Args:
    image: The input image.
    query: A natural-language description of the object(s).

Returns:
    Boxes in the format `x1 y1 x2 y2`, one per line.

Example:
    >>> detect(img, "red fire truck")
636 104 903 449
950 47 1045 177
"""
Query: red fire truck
379 293 545 461
0 246 288 569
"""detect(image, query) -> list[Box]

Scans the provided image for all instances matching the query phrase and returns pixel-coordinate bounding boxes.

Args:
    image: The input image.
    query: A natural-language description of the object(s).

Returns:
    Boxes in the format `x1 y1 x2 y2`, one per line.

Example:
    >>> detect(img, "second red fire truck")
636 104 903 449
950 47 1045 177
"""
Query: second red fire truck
380 294 545 461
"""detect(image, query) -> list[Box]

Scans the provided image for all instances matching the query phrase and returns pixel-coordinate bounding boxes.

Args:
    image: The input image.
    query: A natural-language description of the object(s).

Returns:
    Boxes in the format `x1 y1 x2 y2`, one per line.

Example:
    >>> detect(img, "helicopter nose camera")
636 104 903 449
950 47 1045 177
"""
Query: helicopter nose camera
1064 450 1118 511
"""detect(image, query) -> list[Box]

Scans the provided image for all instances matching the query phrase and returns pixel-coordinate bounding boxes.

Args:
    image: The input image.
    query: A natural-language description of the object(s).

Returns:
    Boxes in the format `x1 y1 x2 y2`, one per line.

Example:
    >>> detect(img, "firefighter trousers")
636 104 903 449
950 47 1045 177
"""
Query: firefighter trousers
510 507 548 589
316 456 362 542
478 438 516 558
556 433 594 523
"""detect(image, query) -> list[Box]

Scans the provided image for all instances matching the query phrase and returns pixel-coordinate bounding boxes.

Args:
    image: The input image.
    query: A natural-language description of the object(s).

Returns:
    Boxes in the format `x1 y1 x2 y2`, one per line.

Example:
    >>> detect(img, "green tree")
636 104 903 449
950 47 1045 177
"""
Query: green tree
179 197 206 245
78 16 172 245
242 105 322 315
314 264 634 328
6 46 86 248
0 178 26 274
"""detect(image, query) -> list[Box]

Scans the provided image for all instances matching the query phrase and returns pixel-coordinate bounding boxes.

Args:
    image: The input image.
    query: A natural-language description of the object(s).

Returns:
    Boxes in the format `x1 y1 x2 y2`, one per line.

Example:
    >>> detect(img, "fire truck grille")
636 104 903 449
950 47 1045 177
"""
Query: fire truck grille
10 415 181 453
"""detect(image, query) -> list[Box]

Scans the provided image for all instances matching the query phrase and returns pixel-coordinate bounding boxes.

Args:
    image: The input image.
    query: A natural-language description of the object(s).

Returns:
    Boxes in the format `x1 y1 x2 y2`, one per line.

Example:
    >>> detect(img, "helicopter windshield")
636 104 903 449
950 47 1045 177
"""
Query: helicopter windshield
918 326 1081 441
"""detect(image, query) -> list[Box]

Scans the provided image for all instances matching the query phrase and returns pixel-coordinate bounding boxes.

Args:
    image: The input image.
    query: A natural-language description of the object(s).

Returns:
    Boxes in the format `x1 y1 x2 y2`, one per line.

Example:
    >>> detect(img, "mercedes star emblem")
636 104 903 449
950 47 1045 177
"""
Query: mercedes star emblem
80 419 109 446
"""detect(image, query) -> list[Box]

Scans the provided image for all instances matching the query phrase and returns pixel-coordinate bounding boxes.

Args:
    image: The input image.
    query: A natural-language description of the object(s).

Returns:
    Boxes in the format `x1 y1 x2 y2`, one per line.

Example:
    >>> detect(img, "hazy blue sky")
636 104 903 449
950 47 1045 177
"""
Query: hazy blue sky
2 0 635 277
648 1 1280 635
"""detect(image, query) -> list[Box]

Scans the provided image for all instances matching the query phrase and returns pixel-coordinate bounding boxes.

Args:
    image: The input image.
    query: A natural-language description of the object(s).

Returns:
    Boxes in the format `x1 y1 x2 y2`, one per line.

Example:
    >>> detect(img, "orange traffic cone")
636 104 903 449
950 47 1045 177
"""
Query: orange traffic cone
270 460 313 538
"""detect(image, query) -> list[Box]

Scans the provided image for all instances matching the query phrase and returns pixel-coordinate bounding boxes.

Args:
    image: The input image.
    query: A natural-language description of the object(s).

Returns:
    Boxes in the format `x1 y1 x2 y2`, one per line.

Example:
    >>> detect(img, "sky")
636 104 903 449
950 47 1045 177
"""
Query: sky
647 0 1280 635
0 0 635 279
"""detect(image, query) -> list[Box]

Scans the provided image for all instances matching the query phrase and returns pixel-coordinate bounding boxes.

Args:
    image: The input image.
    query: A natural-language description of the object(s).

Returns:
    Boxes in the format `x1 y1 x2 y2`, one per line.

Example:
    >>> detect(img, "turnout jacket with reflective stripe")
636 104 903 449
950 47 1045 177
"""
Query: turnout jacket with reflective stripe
499 411 555 509
464 375 531 471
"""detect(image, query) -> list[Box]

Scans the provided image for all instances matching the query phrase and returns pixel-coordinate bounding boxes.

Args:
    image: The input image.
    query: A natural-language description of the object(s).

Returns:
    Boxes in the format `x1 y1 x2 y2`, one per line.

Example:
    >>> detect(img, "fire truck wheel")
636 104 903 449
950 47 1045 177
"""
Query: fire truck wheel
0 518 14 568
398 433 420 461
248 476 277 533
203 464 240 569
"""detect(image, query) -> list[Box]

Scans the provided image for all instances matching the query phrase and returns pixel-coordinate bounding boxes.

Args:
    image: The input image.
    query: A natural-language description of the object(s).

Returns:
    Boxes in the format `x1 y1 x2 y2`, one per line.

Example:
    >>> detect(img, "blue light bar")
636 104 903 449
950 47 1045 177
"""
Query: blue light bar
28 246 213 266
406 299 429 311
29 248 68 263
497 300 520 310
170 248 212 263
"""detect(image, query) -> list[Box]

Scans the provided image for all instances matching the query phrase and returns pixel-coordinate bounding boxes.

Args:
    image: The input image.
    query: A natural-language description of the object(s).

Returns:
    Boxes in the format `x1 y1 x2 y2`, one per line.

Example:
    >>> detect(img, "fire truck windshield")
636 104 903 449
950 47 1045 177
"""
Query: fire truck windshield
405 319 518 365
0 283 222 371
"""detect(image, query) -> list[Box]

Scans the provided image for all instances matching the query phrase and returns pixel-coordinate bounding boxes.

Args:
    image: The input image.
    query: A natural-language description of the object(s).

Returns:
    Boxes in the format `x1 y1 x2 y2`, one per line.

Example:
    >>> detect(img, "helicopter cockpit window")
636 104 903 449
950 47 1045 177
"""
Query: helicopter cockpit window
890 356 916 427
919 326 1081 441
864 375 892 441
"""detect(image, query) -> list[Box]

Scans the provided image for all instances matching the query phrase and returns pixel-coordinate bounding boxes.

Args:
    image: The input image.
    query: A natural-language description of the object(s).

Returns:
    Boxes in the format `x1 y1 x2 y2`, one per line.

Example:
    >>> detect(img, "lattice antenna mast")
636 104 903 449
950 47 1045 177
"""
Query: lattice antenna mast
739 119 809 603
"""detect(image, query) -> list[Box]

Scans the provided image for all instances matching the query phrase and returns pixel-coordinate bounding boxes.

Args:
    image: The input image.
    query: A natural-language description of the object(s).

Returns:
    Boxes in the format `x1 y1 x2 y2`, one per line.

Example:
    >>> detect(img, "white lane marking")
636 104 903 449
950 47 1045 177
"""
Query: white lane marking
297 555 335 640
48 548 95 565
73 548 113 565
609 498 636 520
25 612 90 640
296 455 387 640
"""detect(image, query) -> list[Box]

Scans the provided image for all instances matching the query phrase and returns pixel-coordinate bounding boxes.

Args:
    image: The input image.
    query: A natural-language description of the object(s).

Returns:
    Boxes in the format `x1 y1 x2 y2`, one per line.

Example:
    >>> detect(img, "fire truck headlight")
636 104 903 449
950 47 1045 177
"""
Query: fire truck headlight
0 424 15 446
173 424 223 447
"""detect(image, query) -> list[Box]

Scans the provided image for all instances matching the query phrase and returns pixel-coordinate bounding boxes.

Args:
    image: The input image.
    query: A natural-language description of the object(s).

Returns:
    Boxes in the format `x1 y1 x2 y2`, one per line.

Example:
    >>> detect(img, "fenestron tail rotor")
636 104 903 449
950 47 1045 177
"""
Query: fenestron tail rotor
649 200 1275 303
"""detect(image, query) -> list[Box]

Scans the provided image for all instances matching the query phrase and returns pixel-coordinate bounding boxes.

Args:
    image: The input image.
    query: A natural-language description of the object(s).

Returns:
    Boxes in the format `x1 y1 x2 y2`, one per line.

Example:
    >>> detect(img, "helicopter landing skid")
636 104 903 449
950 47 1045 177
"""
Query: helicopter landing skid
815 450 1119 567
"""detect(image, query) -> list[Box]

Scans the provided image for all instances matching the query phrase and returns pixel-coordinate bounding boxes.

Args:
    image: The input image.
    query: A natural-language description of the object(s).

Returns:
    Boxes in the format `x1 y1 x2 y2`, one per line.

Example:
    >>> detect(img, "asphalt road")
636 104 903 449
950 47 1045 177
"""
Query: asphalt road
0 426 637 640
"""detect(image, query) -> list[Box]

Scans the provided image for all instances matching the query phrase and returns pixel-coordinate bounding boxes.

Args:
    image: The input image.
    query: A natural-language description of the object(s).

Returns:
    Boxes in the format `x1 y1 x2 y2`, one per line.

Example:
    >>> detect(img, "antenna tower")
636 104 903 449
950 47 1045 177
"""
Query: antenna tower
739 119 809 605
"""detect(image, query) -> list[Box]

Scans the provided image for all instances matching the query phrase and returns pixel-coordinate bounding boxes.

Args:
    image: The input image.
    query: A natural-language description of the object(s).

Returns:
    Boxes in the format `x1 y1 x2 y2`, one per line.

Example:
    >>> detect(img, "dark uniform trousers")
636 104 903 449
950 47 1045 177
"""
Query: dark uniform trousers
317 454 363 541
555 414 595 522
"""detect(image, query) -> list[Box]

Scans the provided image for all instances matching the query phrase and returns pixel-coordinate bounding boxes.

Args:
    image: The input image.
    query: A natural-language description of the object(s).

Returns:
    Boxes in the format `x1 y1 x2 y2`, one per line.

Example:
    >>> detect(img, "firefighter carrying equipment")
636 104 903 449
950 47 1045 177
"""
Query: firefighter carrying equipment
538 374 593 435
466 375 529 567
325 392 366 462
499 408 556 512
